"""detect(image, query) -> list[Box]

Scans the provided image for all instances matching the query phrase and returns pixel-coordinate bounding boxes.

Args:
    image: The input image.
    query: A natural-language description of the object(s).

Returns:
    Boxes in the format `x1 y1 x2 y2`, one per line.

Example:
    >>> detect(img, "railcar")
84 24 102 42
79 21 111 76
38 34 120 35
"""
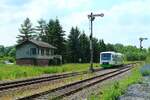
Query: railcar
100 51 123 68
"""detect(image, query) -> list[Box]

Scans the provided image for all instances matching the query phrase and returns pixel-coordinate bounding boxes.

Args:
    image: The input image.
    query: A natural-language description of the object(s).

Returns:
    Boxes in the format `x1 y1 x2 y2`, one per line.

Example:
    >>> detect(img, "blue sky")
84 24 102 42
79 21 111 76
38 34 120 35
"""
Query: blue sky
0 0 150 48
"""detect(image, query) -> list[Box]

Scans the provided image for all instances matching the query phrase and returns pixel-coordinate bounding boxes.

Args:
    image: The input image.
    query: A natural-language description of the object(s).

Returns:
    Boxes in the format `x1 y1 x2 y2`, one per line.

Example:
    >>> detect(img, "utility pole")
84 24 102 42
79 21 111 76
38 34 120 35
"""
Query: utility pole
139 37 148 50
88 12 104 72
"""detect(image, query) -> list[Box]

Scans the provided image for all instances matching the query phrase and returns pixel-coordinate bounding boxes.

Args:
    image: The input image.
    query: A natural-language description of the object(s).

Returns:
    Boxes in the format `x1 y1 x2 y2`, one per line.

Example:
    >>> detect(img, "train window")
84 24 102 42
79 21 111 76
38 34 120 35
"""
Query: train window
112 55 115 60
101 53 111 60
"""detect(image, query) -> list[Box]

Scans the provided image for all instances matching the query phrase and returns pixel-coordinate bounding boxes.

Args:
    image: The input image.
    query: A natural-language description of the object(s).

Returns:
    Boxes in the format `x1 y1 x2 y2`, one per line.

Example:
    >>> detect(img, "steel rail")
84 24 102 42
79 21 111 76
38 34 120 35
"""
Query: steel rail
18 64 134 100
0 68 103 91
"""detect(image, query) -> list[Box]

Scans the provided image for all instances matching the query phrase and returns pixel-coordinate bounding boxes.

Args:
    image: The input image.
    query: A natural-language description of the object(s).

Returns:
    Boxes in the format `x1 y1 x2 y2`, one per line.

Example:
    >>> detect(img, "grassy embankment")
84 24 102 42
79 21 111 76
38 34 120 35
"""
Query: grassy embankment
90 63 144 100
0 63 99 81
142 54 150 76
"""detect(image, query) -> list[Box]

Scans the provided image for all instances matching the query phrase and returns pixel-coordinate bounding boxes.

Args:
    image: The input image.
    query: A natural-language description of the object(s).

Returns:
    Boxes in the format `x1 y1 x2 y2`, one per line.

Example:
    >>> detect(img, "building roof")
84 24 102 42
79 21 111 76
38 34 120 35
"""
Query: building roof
16 39 57 49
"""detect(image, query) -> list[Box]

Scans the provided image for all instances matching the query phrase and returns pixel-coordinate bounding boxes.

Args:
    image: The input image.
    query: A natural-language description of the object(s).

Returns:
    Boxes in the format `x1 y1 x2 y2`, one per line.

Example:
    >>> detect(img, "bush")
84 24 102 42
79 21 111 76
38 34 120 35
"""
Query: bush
0 56 15 64
49 58 61 65
142 70 150 76
125 52 147 61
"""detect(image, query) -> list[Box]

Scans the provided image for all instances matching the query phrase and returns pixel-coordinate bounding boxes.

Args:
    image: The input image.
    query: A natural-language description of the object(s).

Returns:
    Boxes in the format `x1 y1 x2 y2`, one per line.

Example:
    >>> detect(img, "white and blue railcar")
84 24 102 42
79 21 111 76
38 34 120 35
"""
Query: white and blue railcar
100 51 123 68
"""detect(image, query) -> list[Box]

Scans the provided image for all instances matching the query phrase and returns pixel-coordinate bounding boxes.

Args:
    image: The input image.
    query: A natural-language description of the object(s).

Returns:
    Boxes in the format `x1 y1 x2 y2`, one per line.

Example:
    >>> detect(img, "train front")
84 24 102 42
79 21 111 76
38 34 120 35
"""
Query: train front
100 52 114 68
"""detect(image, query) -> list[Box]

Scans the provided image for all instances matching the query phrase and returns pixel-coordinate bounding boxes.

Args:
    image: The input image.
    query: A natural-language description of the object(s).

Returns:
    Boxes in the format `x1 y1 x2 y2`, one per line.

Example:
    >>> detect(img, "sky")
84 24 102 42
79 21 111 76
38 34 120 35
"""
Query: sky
0 0 150 48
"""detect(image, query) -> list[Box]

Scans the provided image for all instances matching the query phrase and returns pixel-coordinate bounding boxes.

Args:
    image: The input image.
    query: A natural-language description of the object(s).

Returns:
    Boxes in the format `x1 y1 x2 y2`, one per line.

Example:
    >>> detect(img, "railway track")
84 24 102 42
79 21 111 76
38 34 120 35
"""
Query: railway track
18 64 134 100
0 68 103 92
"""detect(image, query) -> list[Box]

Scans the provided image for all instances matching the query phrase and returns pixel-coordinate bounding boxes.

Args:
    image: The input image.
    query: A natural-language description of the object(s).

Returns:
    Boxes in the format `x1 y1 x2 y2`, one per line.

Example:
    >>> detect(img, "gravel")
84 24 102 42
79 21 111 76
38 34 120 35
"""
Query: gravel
63 68 132 100
31 68 120 100
119 64 150 100
119 76 150 100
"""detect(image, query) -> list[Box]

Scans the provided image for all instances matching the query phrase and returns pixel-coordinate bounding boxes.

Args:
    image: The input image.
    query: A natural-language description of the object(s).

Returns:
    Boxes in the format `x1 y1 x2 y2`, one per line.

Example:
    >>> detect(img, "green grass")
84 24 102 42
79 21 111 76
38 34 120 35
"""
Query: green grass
89 63 143 100
141 70 150 76
146 53 150 64
143 54 150 76
0 63 99 81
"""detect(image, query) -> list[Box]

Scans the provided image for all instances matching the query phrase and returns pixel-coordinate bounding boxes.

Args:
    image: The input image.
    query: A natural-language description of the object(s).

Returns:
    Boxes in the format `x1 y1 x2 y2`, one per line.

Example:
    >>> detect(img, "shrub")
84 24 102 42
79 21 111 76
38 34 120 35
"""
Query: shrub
141 70 150 76
125 52 147 61
0 56 15 63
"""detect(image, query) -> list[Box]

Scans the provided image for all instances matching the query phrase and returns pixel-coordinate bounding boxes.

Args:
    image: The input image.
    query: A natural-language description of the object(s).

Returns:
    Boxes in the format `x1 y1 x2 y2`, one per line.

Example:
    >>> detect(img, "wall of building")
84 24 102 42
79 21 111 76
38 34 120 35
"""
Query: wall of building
16 42 60 66
16 43 55 59
16 43 37 59
16 58 35 65
36 59 49 66
16 58 49 66
36 48 54 59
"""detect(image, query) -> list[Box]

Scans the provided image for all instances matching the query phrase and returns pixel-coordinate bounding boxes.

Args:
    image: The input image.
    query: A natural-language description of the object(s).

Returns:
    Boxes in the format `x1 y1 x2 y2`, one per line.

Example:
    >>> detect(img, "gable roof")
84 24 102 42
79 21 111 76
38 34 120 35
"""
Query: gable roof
16 39 57 49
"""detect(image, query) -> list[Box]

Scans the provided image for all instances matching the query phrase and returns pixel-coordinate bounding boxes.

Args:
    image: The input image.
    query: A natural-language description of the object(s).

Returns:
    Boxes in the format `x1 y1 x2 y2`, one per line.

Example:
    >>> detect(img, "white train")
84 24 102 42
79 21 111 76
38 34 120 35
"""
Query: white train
100 51 124 68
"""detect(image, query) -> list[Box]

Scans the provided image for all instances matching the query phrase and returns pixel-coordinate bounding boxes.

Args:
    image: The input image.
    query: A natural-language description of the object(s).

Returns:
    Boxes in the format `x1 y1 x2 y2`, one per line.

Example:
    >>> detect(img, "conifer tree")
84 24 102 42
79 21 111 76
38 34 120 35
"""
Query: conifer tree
17 18 34 43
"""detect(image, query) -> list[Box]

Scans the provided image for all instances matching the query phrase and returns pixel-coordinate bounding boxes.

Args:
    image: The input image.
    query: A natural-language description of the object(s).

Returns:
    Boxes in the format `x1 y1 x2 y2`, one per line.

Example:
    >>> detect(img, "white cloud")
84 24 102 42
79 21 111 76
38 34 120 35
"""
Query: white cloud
0 0 91 46
92 0 150 48
0 0 150 48
58 0 150 48
53 0 90 9
61 11 90 34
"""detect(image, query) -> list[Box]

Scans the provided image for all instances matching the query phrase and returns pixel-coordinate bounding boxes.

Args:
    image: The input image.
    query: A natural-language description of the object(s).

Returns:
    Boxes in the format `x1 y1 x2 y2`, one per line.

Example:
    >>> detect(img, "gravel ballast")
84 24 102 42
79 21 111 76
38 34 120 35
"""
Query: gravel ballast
119 64 150 100
119 76 150 100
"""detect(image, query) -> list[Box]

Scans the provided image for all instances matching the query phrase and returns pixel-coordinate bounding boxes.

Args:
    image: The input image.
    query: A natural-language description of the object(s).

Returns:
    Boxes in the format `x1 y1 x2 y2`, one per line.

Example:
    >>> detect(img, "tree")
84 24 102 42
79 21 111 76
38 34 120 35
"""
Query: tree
45 19 55 44
79 31 90 63
54 19 66 55
98 39 106 52
17 18 34 43
44 19 66 62
106 43 115 51
92 38 99 62
0 45 5 57
67 27 80 63
35 19 47 40
148 47 150 53
8 47 16 58
114 43 124 52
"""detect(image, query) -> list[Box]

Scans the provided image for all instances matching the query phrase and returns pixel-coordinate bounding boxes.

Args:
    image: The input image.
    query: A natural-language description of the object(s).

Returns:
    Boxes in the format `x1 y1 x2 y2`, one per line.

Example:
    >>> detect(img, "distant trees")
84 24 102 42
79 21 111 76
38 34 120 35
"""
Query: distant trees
67 27 81 63
16 17 148 64
93 39 107 62
113 44 147 61
106 43 115 51
92 38 99 62
0 45 16 63
17 18 35 43
0 45 5 57
79 32 90 63
36 19 66 57
35 19 47 40
67 27 107 63
44 19 66 62
99 39 106 52
47 19 66 56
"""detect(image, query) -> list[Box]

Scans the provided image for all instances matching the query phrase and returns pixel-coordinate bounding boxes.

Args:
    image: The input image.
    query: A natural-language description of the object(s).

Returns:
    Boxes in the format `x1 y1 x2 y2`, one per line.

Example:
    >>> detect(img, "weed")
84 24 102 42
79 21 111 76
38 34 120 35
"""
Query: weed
141 70 150 76
0 63 99 80
89 63 143 100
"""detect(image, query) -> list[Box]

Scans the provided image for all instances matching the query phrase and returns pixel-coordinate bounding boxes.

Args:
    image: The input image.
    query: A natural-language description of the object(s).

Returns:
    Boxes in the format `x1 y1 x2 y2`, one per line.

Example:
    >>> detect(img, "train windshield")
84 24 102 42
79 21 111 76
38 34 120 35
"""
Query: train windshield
101 53 111 60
